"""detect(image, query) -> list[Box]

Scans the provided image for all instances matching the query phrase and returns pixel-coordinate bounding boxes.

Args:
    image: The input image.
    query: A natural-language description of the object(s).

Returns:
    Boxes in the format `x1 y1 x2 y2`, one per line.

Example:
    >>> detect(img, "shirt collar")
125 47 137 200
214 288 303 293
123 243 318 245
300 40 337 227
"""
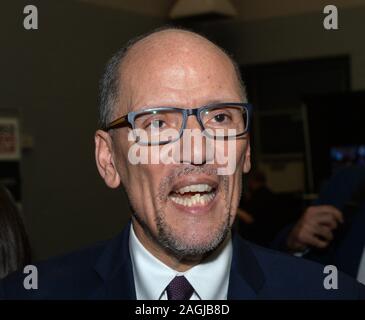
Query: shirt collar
129 223 232 300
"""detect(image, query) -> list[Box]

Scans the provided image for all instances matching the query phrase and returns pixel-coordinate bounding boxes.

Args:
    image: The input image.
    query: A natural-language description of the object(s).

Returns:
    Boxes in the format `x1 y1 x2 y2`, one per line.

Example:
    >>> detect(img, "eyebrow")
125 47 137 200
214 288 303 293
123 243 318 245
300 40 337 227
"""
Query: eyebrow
204 99 240 105
132 99 242 110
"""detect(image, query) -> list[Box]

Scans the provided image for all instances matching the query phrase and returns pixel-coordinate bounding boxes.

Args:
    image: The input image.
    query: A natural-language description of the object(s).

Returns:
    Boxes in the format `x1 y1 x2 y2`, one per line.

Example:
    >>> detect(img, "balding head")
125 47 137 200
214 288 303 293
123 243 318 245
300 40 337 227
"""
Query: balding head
99 27 246 129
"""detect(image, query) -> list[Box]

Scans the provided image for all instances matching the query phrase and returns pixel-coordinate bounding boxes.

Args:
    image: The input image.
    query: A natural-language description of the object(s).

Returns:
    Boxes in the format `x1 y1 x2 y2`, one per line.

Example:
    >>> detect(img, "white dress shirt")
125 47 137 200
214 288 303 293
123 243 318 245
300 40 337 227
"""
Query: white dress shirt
357 245 365 285
129 224 232 300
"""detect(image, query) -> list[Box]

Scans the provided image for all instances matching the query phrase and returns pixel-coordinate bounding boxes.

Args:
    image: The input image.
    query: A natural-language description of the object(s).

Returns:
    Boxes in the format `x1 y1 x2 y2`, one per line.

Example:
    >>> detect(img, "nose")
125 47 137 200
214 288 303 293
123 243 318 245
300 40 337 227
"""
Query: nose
186 114 203 131
178 114 213 165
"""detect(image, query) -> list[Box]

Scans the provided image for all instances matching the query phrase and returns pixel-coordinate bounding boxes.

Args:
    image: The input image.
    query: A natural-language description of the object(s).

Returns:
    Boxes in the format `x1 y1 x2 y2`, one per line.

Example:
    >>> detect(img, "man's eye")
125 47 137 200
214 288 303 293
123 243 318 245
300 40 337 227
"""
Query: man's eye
149 119 166 129
213 113 229 123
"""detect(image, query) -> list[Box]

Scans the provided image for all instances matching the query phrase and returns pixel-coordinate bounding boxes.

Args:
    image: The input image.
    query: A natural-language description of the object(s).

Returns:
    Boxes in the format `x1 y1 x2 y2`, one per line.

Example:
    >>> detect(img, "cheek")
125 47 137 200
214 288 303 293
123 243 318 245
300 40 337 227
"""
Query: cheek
114 140 133 185
236 139 246 163
115 134 154 185
228 141 245 215
211 139 246 176
120 162 166 221
115 135 166 206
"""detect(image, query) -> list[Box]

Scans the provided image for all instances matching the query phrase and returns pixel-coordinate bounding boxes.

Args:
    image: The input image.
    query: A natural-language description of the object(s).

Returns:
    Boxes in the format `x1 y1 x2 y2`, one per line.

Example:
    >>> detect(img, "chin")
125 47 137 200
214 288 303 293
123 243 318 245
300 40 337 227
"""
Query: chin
157 218 229 258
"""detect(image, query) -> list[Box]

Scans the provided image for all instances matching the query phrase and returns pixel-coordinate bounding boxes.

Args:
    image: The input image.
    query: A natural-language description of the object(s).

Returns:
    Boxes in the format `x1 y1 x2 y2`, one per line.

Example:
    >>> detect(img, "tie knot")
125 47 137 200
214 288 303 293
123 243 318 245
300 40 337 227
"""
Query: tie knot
166 276 194 300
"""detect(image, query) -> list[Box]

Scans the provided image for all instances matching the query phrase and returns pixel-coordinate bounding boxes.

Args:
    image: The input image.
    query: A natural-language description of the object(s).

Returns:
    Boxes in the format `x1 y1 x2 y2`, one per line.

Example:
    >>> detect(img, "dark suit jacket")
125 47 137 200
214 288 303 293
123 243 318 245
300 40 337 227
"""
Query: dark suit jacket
1 222 364 299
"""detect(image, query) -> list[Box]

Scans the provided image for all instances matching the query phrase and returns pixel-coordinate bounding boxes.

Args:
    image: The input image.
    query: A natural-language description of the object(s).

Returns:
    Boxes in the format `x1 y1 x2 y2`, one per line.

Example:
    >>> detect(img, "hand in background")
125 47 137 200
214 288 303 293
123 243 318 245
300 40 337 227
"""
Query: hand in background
286 205 344 252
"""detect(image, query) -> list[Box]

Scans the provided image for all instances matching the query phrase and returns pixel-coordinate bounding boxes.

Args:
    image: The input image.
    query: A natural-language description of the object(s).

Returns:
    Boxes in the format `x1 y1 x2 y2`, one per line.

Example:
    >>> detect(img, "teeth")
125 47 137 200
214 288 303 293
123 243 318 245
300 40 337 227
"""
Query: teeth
169 193 215 207
176 184 213 194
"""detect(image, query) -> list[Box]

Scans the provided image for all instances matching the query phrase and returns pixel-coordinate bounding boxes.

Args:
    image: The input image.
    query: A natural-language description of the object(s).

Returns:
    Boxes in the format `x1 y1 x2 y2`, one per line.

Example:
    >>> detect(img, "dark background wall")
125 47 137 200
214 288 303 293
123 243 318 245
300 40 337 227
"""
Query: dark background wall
193 5 365 193
195 6 365 90
0 0 163 260
1 0 364 260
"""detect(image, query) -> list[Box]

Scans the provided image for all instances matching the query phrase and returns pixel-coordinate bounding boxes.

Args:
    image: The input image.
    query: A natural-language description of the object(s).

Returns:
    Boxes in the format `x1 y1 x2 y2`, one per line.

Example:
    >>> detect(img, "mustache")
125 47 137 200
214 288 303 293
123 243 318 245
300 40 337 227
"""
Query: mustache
158 165 227 199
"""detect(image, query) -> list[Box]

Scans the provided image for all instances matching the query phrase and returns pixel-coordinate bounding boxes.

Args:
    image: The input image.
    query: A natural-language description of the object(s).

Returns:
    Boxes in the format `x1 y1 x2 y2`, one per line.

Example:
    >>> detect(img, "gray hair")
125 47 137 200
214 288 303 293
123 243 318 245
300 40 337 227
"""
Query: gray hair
98 26 246 129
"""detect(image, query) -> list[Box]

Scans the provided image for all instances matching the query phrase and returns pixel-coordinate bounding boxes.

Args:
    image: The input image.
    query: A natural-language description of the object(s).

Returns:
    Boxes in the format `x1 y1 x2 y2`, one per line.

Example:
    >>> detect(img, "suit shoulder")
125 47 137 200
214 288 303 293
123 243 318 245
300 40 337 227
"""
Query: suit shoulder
0 239 108 299
241 240 365 299
38 239 107 271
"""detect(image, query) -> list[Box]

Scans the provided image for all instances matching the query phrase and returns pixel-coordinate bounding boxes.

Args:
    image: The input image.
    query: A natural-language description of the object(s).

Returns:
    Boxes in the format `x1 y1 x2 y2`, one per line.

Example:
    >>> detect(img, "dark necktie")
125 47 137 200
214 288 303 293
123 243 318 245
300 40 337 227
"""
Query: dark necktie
166 276 194 300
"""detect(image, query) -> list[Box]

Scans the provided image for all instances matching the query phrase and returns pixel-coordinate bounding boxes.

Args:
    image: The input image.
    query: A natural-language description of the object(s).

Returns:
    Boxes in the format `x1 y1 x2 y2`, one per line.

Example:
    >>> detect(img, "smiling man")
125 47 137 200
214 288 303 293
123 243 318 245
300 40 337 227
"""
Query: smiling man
1 27 364 300
95 27 251 299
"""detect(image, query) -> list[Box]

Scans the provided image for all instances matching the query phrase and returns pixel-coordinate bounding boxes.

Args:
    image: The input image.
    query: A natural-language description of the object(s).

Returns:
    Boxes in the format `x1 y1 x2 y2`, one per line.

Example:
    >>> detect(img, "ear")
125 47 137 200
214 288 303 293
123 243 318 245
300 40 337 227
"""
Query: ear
95 130 121 188
243 141 251 174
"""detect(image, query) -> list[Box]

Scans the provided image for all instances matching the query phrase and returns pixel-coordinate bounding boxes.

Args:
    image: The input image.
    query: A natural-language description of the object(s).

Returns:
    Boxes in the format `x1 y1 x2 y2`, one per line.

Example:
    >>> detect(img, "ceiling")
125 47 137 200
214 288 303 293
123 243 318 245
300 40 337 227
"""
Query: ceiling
77 0 365 21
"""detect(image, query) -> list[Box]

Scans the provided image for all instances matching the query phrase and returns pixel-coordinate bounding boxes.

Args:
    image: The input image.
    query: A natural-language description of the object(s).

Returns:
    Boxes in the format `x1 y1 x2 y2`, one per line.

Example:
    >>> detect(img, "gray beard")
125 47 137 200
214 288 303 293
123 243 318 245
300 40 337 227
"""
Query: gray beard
155 211 231 260
132 209 231 261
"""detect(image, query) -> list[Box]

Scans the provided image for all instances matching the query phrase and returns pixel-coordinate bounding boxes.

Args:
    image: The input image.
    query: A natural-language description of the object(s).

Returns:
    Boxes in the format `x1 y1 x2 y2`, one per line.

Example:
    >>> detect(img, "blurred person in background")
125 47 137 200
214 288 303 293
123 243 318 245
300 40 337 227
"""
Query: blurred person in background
0 185 32 279
272 165 365 285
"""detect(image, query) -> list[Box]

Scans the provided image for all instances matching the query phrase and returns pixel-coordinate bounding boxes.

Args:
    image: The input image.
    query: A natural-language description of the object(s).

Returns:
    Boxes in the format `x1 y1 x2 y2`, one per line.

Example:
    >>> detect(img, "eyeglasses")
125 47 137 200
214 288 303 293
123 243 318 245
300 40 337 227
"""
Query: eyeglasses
103 102 252 146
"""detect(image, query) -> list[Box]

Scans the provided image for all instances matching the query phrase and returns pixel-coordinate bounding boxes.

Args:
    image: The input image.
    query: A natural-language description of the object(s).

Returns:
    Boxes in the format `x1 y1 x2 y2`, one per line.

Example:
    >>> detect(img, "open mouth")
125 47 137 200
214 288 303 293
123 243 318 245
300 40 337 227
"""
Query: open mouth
168 183 217 207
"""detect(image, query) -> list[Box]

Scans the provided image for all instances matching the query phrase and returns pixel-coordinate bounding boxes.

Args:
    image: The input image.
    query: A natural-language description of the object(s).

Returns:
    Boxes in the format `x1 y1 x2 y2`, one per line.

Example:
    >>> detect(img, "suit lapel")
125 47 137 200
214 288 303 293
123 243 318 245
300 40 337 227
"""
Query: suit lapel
228 233 266 299
91 222 136 299
90 223 266 300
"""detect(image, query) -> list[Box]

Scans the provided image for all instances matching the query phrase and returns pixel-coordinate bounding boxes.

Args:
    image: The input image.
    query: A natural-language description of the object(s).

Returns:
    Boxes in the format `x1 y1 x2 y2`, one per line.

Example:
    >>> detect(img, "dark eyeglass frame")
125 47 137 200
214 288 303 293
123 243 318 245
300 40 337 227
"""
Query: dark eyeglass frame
103 102 252 145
